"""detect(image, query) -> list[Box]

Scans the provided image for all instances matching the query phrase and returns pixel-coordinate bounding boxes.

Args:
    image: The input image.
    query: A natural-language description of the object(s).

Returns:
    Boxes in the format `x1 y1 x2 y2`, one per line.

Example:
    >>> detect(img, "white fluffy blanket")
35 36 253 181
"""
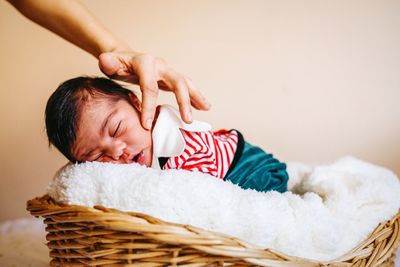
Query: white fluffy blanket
48 157 400 261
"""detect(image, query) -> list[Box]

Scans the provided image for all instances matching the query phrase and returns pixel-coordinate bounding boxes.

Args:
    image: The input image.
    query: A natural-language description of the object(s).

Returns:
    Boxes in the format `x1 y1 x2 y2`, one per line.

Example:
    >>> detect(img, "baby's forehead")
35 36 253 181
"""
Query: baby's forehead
77 89 116 104
75 87 133 111
77 93 134 125
76 94 120 121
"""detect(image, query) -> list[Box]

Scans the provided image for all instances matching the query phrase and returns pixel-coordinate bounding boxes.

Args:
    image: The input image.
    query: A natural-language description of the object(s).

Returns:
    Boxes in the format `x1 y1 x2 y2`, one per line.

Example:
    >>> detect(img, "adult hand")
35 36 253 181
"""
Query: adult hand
99 51 211 130
7 0 209 129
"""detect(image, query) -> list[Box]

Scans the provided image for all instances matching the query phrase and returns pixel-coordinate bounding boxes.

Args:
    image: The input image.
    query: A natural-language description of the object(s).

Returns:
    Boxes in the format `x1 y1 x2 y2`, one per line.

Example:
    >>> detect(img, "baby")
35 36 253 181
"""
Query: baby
45 76 288 193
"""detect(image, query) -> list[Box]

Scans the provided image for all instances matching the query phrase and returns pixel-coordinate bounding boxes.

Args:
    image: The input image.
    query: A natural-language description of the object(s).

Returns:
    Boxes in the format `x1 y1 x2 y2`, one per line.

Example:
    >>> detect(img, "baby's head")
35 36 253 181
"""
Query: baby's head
45 76 152 166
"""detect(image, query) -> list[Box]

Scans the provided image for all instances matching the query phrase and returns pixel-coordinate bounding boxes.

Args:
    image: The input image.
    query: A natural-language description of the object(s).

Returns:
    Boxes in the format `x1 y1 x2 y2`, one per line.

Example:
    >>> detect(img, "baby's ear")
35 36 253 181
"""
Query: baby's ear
129 93 142 111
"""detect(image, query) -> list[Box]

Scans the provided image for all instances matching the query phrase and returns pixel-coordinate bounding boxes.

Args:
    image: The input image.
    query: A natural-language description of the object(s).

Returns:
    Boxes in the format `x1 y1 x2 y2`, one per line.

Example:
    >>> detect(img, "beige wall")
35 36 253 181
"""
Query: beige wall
1 0 399 221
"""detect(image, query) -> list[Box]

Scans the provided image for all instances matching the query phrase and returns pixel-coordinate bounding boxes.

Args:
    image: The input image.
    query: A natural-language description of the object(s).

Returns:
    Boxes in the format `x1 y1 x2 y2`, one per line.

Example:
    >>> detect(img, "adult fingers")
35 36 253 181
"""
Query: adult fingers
160 67 210 114
173 78 193 124
98 52 139 84
100 52 210 125
185 77 211 111
98 52 121 76
160 68 193 124
136 64 159 130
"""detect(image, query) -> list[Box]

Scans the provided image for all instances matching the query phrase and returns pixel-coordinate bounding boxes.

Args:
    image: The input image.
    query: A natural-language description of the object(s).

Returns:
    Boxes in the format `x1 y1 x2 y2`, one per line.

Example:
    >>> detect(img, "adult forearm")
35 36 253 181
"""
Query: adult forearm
7 0 131 57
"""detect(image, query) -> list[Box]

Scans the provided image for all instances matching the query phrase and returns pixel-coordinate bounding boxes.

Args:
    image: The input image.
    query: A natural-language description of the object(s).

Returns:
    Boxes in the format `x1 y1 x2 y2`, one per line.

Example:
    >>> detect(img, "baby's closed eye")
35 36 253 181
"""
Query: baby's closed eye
112 121 122 137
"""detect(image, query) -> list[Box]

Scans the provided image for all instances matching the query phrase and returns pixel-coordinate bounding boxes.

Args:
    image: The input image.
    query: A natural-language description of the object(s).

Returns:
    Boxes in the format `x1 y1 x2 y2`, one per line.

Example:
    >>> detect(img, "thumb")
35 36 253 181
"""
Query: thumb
98 52 121 76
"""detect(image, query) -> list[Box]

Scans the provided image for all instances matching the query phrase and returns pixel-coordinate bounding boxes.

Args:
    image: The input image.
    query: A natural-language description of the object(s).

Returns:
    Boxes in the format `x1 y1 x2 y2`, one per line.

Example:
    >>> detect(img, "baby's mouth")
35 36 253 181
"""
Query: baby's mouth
132 151 144 164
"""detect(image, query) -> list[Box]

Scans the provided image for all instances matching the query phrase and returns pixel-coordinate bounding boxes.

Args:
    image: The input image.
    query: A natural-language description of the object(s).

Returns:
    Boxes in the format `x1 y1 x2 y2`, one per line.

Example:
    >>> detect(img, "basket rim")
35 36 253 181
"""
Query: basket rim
27 195 400 266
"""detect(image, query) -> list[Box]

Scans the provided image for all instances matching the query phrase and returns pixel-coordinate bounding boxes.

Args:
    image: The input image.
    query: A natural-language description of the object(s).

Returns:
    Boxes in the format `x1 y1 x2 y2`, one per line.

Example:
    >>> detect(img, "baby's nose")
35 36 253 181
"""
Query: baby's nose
106 141 126 161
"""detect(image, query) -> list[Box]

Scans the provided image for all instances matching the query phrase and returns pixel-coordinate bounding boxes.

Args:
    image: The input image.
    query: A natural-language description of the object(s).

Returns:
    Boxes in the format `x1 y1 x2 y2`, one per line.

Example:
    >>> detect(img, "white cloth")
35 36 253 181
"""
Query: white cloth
151 105 211 169
48 156 400 261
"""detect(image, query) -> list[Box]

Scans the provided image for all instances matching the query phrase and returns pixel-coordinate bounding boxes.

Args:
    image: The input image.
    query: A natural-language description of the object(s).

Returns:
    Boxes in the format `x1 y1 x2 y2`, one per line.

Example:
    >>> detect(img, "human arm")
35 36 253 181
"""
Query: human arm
6 0 125 57
7 0 211 128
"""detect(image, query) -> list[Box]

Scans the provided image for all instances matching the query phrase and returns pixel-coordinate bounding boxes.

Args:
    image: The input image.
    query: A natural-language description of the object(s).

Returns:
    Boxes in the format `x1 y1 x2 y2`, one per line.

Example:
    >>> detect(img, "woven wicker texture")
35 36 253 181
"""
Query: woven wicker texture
27 195 399 267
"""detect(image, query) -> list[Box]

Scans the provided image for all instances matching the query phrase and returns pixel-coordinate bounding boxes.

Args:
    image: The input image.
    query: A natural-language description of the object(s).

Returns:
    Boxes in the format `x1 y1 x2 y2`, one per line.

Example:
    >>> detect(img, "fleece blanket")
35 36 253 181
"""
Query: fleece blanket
48 156 400 261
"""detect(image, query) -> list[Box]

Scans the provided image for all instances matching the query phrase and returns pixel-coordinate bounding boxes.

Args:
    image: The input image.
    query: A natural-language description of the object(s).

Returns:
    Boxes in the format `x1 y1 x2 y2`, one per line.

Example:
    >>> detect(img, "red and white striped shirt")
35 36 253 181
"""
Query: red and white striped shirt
151 105 240 179
162 129 238 178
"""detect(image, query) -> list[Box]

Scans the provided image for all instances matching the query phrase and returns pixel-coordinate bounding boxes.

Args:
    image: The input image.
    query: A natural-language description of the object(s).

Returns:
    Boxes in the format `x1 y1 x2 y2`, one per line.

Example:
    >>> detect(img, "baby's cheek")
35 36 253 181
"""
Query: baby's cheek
98 157 118 164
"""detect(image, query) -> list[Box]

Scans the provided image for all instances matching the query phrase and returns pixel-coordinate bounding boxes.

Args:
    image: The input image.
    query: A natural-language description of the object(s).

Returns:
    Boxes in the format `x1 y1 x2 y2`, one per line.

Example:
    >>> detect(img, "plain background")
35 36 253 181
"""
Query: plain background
0 0 399 221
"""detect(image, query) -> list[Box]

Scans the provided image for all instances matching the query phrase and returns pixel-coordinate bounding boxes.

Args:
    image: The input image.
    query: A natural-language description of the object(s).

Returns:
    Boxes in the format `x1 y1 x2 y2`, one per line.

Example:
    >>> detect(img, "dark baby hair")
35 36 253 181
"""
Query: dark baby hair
45 76 134 162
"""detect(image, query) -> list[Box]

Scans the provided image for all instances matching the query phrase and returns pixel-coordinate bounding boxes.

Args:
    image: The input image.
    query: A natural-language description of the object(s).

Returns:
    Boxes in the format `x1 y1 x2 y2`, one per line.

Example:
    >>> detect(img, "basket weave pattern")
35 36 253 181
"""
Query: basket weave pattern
27 195 399 267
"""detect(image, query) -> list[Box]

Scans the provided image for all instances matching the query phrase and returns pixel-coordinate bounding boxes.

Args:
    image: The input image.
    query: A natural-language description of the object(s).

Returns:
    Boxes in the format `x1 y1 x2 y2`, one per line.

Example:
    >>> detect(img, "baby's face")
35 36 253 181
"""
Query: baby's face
71 97 152 166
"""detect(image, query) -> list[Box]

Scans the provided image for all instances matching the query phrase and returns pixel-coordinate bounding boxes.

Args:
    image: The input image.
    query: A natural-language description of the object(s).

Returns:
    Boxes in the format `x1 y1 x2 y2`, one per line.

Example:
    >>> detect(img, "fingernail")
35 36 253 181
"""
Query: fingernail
187 111 192 122
145 118 153 129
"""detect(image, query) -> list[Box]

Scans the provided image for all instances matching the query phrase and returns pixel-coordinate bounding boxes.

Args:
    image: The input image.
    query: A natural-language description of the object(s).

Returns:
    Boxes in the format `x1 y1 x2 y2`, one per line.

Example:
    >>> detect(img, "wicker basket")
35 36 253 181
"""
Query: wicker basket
27 195 399 267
